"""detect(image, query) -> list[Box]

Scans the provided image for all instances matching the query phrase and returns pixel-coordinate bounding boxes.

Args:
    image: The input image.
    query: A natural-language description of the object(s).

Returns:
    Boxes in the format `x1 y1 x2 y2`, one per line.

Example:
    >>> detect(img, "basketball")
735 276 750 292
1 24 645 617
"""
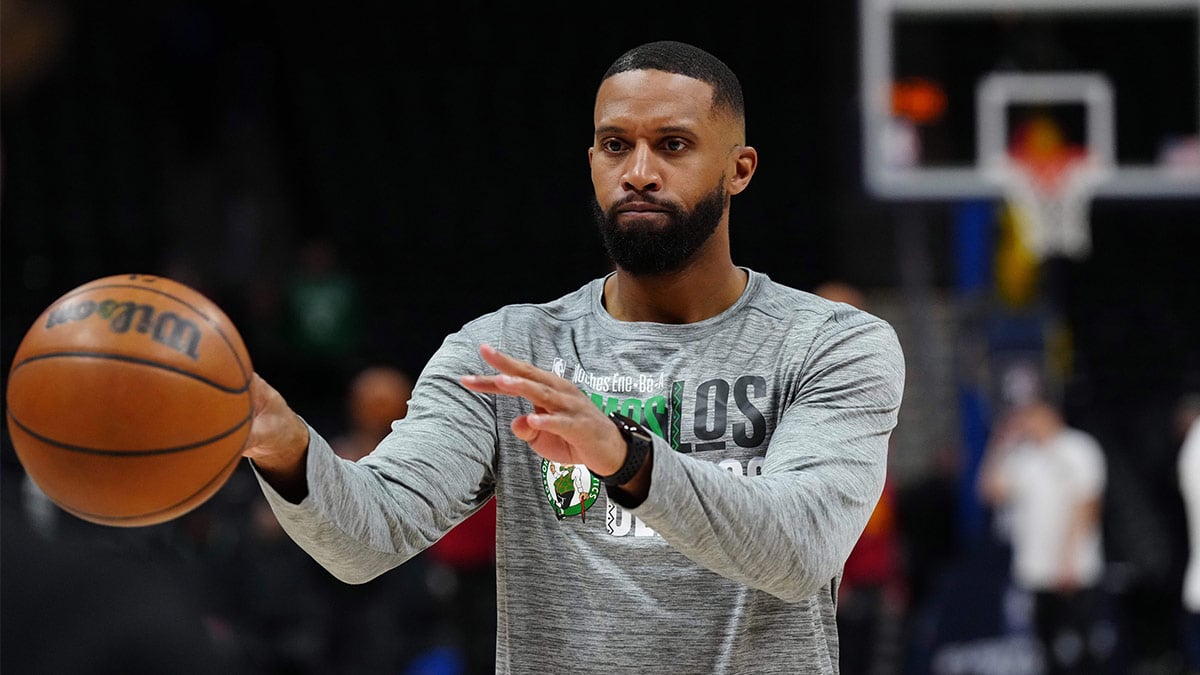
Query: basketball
5 274 253 527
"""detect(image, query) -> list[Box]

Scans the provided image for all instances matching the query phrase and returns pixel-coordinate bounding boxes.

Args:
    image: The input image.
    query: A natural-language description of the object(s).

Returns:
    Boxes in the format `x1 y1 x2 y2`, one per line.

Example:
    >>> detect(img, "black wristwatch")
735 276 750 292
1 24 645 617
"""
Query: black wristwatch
600 411 653 486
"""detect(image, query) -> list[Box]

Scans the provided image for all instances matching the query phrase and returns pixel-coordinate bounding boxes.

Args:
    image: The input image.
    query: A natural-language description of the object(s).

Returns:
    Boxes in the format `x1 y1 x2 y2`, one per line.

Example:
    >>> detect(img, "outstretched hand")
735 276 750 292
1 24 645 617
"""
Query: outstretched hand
241 373 311 502
461 344 626 478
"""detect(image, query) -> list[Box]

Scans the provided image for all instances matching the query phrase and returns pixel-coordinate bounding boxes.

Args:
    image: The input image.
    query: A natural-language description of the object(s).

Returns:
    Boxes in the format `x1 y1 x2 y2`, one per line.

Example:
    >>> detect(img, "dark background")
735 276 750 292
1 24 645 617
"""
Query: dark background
3 2 1199 673
1 2 875 381
4 3 1196 388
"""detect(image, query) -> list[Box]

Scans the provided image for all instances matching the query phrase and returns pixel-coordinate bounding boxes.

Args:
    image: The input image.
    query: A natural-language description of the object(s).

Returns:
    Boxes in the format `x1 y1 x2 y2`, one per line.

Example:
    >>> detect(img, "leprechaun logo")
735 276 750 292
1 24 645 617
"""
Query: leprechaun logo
541 460 600 521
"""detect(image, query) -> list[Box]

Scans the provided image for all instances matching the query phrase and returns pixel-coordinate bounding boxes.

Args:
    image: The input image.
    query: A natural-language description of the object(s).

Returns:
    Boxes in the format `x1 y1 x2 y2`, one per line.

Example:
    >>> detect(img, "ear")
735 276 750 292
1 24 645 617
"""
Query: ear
728 145 758 196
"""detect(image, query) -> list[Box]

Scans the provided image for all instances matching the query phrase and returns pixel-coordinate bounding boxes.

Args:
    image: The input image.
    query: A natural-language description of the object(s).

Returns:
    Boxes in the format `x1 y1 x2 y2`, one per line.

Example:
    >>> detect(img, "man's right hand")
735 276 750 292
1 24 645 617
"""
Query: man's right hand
241 373 311 503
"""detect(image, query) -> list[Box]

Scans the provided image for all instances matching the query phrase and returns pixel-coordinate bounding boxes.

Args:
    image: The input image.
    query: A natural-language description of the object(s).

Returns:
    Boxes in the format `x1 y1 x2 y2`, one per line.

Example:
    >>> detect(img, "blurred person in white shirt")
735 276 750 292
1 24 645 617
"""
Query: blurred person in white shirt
1176 394 1200 675
981 399 1107 675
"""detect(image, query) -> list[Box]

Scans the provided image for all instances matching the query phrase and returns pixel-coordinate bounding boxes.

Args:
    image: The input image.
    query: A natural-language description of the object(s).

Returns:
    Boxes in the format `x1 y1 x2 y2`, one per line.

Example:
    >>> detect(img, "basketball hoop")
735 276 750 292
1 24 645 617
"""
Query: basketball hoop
992 151 1110 260
976 73 1118 261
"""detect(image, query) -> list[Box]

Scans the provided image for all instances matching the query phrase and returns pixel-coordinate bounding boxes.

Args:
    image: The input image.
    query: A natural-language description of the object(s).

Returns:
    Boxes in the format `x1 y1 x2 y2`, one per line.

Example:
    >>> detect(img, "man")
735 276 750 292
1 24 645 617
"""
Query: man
979 399 1107 674
243 40 905 673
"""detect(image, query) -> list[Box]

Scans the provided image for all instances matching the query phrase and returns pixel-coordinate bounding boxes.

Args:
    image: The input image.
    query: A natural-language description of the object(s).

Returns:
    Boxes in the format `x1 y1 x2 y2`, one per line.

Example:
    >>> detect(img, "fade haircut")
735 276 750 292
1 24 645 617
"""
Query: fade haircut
602 41 745 123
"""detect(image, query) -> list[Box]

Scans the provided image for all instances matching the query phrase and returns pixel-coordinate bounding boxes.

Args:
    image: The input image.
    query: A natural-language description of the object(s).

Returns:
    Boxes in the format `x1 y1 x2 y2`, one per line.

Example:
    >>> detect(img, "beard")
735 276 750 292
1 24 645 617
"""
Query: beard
593 182 727 276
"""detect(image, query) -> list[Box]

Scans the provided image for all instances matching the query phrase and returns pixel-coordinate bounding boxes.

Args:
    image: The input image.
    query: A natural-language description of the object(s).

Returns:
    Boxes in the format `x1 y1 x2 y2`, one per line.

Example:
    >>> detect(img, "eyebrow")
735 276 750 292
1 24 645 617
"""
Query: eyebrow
594 124 697 137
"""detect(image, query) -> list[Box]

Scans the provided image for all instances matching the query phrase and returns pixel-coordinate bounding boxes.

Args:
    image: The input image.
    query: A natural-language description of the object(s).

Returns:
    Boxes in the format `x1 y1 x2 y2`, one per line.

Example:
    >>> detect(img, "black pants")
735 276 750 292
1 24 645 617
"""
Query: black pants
1032 588 1103 675
1185 610 1200 675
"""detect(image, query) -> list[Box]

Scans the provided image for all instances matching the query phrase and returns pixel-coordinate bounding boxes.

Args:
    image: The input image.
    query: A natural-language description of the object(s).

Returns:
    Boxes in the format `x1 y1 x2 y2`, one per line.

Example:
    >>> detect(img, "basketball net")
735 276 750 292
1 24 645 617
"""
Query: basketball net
993 116 1109 261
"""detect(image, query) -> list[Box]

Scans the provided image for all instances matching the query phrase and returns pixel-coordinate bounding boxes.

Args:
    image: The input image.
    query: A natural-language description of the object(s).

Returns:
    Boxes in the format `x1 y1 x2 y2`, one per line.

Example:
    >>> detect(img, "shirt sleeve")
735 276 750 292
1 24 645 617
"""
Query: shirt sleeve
627 315 906 603
253 328 498 584
1068 432 1106 499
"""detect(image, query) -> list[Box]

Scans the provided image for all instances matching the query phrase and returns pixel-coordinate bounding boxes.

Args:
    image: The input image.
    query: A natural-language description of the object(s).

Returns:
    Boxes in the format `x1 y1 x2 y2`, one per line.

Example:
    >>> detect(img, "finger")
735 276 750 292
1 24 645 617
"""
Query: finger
523 411 582 438
531 412 618 457
249 373 270 410
512 415 574 464
462 373 567 410
511 415 540 443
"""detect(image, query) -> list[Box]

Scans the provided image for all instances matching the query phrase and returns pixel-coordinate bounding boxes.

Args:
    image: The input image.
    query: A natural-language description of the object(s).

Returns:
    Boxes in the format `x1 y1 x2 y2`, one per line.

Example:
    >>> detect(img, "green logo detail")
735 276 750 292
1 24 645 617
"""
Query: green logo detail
671 379 684 451
541 460 601 521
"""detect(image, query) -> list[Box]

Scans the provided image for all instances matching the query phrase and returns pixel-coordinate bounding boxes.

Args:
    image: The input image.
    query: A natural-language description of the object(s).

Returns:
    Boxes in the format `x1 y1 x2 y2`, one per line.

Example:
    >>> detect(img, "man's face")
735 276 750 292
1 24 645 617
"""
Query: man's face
588 69 747 275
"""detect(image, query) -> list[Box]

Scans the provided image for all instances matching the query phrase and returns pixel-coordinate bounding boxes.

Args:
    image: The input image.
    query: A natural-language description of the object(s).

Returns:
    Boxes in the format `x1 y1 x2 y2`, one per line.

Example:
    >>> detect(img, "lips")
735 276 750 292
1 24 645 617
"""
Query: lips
616 201 666 214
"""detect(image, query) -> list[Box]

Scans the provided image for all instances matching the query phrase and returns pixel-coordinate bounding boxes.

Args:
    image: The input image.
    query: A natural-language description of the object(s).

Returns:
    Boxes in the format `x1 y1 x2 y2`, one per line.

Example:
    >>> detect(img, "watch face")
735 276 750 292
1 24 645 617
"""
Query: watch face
610 412 651 441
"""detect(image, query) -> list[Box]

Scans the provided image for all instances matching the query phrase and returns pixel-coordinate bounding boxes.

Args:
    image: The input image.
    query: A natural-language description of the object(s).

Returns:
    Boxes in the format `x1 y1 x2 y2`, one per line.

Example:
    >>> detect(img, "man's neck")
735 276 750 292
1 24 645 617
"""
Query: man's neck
603 260 748 324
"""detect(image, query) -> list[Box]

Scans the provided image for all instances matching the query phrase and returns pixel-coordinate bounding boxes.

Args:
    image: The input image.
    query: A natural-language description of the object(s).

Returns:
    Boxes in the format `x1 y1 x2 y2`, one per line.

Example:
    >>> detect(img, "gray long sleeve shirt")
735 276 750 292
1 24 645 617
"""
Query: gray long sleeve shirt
257 269 906 674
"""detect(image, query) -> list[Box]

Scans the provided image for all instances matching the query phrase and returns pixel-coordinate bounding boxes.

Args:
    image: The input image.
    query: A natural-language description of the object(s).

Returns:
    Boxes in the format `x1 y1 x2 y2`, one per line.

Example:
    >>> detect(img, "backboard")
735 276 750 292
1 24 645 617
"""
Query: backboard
861 0 1200 200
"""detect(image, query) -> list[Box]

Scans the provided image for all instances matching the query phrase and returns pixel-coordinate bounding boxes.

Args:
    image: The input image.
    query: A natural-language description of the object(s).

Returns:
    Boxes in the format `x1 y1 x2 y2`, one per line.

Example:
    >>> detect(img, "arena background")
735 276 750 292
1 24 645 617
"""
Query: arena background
2 2 1198 673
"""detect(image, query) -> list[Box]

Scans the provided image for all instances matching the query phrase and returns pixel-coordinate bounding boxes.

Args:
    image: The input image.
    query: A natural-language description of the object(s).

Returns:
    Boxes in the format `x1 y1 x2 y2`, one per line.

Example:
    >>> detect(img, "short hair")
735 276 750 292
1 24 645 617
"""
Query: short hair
602 40 745 122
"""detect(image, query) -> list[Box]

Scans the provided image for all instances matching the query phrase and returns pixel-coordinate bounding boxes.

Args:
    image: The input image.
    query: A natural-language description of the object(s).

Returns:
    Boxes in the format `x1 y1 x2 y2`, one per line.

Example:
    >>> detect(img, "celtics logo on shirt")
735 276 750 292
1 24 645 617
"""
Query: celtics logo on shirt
541 460 600 521
538 360 769 525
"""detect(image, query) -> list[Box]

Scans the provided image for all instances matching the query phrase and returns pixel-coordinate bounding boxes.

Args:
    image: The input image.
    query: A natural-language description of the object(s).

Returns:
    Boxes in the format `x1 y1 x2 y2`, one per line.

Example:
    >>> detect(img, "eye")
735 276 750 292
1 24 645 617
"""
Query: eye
663 137 688 152
601 138 626 153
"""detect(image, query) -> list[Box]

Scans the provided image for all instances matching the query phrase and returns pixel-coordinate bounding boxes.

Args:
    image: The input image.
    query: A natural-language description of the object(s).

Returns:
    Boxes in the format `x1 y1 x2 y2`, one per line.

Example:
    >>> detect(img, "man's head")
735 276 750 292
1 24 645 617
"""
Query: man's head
814 280 869 311
601 41 746 128
589 41 757 276
1015 399 1064 444
1175 392 1200 441
347 365 413 439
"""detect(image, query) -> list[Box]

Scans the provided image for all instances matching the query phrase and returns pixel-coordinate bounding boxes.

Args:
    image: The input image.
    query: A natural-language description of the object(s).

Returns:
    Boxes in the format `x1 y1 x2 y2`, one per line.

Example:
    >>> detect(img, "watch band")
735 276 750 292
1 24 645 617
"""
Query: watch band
601 411 653 487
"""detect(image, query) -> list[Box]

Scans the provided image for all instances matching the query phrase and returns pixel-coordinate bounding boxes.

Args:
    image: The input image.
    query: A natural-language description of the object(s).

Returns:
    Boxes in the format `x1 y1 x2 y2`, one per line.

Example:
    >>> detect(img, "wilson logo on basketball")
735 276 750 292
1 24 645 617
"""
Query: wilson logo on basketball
45 299 203 360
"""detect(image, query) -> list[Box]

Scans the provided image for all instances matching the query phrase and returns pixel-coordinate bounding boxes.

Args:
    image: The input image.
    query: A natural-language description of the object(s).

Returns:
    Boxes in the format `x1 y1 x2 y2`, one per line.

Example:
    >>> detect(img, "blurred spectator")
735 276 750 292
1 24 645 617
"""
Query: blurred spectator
815 280 908 674
331 364 413 461
324 364 438 673
332 363 497 673
814 279 868 313
286 238 365 363
281 238 367 430
1177 393 1200 675
979 399 1109 674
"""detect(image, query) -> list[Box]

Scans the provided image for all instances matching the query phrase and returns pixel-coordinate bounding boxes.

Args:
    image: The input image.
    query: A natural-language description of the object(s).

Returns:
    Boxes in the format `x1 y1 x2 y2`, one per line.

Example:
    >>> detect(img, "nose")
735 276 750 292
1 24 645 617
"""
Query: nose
620 142 661 193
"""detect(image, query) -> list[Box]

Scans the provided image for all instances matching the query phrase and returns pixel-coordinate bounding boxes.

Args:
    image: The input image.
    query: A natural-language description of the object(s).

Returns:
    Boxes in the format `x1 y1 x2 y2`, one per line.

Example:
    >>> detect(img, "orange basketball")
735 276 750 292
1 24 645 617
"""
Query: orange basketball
5 274 252 527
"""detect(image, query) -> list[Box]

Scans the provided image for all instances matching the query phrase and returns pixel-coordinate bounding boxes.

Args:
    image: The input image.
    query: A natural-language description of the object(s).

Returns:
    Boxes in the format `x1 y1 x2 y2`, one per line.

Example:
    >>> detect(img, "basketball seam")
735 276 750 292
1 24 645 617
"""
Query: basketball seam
55 450 245 524
6 408 253 457
10 351 249 394
56 280 252 384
